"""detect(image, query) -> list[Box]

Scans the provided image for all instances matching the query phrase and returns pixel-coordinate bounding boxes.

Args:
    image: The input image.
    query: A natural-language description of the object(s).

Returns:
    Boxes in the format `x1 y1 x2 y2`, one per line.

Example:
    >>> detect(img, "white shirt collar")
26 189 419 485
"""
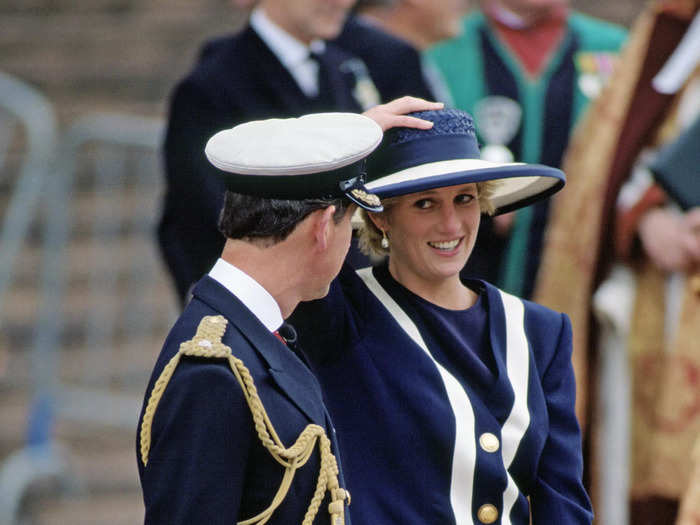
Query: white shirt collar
249 7 325 97
209 258 283 333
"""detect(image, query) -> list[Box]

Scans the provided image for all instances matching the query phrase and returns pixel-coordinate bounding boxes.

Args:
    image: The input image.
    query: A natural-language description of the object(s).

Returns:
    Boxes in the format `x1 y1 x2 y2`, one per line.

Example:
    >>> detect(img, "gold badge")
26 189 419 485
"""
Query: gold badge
350 188 381 208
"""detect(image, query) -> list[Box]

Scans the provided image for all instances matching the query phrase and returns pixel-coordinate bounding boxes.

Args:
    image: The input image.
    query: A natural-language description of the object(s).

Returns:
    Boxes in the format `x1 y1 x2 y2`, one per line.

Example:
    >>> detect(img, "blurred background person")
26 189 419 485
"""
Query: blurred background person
534 1 699 523
429 0 627 299
334 0 468 103
158 0 382 306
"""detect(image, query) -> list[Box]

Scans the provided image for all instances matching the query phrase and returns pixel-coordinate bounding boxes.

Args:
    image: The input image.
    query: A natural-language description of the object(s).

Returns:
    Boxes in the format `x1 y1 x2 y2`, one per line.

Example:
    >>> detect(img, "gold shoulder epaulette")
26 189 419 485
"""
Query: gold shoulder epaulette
139 315 349 525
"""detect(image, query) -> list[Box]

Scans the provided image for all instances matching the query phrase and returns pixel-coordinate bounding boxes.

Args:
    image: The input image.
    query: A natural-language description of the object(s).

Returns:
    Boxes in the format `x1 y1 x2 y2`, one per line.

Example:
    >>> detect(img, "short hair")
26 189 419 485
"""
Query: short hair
357 180 499 258
218 191 349 245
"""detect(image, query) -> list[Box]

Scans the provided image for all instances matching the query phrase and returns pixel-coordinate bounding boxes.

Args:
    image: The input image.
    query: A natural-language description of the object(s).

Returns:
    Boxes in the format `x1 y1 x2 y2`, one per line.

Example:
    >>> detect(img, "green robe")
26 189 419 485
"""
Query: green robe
429 11 626 297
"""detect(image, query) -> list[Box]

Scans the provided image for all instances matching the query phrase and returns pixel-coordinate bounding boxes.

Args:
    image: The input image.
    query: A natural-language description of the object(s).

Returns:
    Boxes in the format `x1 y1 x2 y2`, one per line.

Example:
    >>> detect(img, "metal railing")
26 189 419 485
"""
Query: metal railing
0 71 57 333
0 106 176 524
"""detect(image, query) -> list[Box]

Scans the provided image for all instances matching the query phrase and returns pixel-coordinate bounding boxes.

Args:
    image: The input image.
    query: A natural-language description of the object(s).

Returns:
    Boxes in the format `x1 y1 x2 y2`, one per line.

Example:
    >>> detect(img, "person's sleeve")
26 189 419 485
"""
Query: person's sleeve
140 360 252 524
530 313 594 524
289 262 362 364
158 79 231 304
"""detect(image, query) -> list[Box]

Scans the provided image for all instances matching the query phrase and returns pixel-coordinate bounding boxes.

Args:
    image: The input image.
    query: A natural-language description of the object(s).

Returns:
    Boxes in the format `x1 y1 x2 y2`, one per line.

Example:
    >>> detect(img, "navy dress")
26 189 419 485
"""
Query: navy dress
290 262 592 524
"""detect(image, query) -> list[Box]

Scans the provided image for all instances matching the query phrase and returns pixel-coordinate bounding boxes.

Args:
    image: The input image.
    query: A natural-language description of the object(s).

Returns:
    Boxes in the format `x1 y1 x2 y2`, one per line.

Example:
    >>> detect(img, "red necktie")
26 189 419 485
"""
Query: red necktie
273 330 286 345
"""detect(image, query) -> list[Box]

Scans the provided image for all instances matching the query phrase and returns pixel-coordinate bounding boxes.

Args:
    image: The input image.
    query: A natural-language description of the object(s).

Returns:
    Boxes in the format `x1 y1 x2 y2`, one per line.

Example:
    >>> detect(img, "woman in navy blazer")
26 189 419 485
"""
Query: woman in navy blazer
290 108 592 525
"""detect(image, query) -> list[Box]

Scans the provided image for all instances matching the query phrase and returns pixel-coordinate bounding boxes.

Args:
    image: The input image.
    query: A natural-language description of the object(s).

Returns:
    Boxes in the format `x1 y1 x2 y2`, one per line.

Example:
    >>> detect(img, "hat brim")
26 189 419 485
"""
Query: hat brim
365 158 565 215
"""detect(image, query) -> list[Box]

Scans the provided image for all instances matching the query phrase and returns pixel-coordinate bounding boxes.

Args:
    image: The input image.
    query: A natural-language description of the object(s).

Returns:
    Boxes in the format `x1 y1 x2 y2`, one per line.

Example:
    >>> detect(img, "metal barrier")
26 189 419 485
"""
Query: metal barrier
0 71 57 335
0 112 176 524
0 70 58 525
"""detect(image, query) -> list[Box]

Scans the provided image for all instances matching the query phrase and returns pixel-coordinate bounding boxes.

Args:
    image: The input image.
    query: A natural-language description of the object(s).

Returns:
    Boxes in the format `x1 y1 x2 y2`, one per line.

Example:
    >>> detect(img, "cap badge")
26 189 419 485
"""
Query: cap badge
350 188 381 208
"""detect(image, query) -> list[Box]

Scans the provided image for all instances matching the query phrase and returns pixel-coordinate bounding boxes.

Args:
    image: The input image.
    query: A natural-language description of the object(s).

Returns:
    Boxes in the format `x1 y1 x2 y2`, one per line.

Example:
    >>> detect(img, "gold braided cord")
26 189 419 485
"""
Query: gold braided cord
138 315 348 525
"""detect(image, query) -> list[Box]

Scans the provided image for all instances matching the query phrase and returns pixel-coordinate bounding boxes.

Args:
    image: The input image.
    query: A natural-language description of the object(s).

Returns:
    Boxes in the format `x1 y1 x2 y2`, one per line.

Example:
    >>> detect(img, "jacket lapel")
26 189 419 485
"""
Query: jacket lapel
238 27 314 114
192 276 325 425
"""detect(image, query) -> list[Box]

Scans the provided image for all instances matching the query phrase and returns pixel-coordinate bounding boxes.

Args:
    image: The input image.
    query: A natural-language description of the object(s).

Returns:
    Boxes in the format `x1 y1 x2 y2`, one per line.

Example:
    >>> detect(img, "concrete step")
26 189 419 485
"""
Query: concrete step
2 397 144 525
27 490 144 525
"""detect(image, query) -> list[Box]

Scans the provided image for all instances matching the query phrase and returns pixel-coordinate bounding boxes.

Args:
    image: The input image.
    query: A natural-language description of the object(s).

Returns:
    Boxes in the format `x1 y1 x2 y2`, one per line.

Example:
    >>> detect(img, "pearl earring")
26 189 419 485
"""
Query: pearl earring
381 230 389 249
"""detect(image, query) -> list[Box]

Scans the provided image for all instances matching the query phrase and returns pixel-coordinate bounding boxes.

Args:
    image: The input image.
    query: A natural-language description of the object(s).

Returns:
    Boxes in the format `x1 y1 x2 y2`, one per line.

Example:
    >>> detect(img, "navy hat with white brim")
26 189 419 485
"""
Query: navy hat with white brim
205 112 384 212
364 109 565 215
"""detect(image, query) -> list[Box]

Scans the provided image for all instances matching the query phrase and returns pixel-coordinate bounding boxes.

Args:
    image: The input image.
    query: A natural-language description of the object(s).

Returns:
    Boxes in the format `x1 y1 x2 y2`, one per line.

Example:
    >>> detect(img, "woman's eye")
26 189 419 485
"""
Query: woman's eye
414 199 433 209
456 194 475 205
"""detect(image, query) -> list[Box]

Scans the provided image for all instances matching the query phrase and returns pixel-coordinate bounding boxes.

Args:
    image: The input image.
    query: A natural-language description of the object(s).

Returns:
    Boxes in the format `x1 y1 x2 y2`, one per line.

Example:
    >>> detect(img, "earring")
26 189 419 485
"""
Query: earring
380 230 389 249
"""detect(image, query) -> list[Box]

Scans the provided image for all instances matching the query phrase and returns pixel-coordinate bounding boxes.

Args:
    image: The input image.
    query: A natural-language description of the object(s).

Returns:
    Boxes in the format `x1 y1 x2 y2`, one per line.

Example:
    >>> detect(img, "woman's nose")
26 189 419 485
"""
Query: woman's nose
438 204 461 233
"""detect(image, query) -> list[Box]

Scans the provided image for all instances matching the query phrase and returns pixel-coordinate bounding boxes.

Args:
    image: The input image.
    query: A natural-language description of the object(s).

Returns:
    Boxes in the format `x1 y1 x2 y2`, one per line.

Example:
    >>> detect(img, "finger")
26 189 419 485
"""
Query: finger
385 96 444 113
684 208 700 231
388 115 435 129
681 232 700 261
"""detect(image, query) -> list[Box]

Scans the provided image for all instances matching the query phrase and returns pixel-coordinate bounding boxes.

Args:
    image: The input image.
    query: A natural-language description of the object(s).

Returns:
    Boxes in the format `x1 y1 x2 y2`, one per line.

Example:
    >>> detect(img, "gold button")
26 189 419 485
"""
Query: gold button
479 432 500 453
477 503 499 524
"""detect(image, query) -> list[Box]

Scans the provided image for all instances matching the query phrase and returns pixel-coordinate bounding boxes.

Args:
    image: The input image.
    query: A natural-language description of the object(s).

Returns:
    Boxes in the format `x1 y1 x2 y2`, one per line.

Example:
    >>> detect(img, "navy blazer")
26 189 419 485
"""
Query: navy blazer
158 26 364 303
334 16 437 103
137 276 347 524
290 263 592 525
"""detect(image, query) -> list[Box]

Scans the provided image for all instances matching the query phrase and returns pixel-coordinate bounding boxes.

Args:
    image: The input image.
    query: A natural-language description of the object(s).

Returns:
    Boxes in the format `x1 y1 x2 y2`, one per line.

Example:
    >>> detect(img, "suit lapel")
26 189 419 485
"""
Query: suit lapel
324 46 363 112
237 27 362 114
192 276 325 425
238 27 314 114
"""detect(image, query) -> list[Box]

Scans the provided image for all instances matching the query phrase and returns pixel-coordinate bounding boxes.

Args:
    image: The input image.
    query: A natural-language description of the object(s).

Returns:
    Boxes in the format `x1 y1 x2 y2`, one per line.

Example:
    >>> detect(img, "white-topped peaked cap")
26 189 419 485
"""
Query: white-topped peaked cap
205 112 384 211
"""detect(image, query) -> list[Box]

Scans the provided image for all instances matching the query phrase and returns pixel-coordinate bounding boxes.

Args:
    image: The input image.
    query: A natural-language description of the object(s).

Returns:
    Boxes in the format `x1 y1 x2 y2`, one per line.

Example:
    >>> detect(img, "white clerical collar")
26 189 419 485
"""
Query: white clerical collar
209 258 283 333
250 7 326 71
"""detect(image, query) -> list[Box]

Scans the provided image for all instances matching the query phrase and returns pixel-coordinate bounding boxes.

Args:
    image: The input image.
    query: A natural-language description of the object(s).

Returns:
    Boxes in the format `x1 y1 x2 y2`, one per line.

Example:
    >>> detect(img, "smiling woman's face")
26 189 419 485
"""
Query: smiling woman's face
372 183 482 289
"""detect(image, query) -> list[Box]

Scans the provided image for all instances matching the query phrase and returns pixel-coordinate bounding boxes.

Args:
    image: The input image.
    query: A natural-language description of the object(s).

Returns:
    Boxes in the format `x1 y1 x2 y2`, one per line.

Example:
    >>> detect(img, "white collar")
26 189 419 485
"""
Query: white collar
250 7 326 70
209 258 283 332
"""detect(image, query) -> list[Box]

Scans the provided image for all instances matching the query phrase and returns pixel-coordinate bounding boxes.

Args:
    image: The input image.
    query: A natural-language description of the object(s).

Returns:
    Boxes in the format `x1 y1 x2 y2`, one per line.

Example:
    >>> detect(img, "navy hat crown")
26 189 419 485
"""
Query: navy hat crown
384 109 477 146
367 109 482 181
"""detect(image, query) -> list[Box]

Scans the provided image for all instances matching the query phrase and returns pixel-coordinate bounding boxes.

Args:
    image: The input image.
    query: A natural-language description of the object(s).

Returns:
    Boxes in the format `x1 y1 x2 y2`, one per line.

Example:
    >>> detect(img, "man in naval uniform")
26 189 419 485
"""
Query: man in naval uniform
137 100 442 524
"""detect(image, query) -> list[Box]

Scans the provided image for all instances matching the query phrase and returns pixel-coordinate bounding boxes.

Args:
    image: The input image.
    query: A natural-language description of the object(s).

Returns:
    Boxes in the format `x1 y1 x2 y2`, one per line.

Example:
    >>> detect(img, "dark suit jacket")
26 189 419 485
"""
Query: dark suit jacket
158 26 363 303
334 16 437 102
137 275 345 524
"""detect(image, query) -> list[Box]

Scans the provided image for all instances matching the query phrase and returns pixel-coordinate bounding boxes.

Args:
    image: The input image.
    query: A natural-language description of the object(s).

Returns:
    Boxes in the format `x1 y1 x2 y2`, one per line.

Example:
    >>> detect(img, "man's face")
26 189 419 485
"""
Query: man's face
264 0 355 44
494 0 569 18
417 0 471 44
308 204 355 300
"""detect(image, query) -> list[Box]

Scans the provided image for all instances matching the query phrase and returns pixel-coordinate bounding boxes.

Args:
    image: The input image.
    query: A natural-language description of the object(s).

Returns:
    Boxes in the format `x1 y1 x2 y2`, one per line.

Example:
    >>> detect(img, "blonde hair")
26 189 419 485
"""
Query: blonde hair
357 180 499 259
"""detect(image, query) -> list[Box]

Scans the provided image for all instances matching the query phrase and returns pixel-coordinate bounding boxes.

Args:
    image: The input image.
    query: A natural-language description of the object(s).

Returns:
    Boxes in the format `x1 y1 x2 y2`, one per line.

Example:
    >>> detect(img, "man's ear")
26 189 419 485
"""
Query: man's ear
312 205 336 251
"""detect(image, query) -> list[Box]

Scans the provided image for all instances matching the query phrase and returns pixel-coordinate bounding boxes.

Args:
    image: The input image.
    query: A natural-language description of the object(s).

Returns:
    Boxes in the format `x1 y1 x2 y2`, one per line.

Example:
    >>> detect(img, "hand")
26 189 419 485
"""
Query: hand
363 96 444 131
638 207 700 272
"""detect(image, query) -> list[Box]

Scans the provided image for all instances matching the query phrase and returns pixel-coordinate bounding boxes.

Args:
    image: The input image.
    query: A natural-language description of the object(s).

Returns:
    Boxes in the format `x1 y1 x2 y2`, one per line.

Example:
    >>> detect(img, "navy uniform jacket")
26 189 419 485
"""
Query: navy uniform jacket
137 276 347 524
158 26 364 303
290 263 592 524
334 16 437 103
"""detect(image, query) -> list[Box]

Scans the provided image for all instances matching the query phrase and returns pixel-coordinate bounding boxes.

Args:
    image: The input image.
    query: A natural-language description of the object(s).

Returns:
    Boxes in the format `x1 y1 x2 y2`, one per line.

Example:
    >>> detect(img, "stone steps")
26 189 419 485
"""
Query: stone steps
28 491 144 525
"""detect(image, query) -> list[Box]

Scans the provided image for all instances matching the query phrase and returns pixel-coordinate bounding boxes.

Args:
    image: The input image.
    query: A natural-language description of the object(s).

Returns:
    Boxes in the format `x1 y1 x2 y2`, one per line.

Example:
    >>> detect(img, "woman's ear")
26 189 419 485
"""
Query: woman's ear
367 211 389 233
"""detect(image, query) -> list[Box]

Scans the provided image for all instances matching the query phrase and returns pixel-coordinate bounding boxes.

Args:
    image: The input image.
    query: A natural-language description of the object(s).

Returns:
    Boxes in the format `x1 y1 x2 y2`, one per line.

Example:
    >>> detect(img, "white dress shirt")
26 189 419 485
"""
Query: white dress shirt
249 7 326 98
209 258 283 333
